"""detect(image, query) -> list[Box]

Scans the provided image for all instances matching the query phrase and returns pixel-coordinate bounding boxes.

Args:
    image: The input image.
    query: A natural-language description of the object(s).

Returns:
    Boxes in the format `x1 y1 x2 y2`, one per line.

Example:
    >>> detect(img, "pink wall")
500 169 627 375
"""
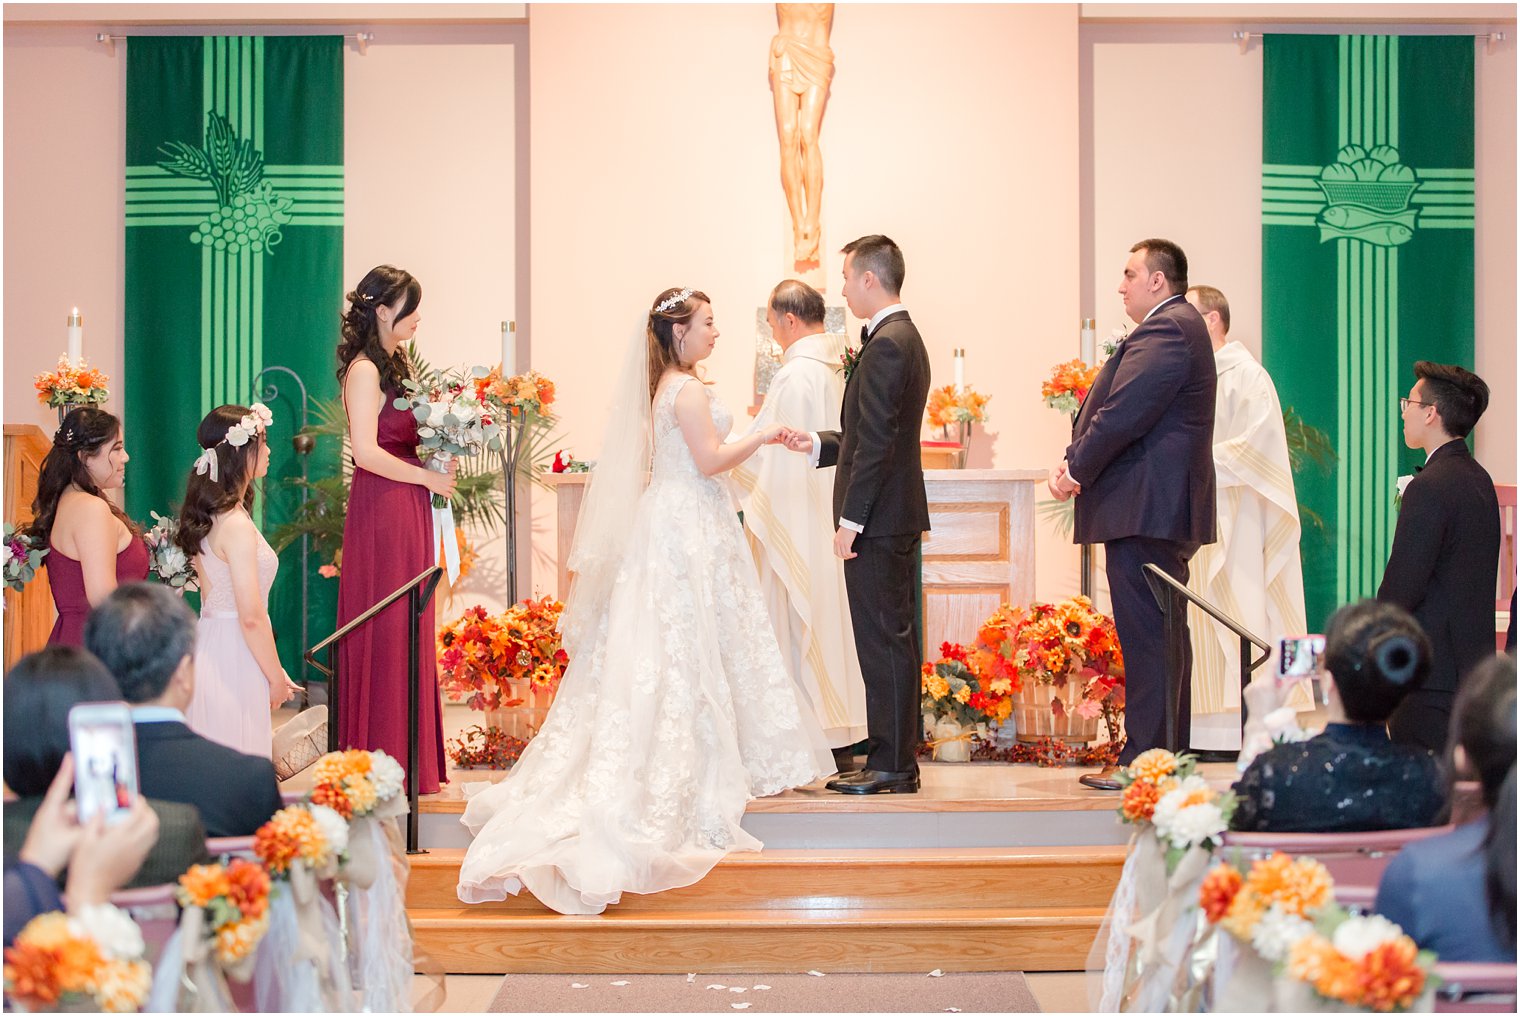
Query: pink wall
528 2 1085 600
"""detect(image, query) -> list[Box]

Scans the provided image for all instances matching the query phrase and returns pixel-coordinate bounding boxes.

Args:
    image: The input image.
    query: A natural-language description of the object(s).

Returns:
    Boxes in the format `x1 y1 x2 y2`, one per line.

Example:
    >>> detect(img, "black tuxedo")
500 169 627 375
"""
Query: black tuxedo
134 720 284 837
1065 295 1217 762
816 310 932 772
1378 438 1501 750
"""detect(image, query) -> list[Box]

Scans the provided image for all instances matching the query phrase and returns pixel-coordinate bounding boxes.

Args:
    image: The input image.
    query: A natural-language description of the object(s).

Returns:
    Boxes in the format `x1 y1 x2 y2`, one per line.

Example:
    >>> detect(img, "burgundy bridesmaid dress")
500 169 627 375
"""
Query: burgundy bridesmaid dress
45 538 150 646
336 396 447 795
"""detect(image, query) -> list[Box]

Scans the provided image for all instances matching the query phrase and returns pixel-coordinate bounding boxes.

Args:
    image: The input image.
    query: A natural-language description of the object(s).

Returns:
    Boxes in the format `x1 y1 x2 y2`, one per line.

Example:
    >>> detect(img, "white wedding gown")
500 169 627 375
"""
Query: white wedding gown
456 374 832 915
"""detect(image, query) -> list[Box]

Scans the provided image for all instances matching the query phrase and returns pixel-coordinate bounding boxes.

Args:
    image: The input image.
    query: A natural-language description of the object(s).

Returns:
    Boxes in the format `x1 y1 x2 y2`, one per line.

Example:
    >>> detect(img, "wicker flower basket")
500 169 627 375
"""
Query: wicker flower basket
1014 677 1100 744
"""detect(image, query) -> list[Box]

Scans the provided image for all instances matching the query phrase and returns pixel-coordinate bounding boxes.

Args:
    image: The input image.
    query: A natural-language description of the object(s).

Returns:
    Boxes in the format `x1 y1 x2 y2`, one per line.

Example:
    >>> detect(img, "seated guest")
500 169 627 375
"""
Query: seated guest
1231 600 1443 832
5 753 158 946
3 645 207 889
1378 361 1500 750
1376 655 1516 961
83 583 283 837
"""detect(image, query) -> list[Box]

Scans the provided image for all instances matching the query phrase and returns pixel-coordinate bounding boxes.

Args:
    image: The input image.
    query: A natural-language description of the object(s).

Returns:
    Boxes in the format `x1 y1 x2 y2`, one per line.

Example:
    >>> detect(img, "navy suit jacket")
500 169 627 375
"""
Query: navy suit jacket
134 720 283 837
1377 439 1501 694
1066 295 1217 546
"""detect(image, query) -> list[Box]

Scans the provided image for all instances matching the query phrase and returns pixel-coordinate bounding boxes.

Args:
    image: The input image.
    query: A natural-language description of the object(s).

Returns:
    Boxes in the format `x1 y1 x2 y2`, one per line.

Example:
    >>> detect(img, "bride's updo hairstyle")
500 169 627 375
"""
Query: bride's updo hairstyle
174 404 264 559
646 286 711 400
338 264 421 395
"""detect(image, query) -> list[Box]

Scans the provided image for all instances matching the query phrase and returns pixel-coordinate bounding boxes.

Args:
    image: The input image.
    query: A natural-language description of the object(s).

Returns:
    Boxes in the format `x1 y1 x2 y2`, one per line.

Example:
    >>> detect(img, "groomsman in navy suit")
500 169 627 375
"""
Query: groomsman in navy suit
1049 239 1218 789
1379 361 1500 751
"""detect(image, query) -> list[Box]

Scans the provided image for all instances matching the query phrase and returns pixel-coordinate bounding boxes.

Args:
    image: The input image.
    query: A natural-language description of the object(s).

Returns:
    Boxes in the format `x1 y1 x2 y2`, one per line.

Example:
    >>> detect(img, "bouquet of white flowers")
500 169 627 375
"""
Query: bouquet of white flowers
393 366 506 510
3 523 47 592
145 511 197 590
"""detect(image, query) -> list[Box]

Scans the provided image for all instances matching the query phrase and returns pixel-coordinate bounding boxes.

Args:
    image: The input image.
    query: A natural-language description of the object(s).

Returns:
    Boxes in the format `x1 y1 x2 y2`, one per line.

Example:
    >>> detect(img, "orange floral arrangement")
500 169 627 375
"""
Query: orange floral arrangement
176 859 271 966
33 355 111 409
1286 923 1431 1012
481 366 556 417
3 905 152 1012
921 641 1013 728
925 384 990 429
1041 358 1100 415
308 748 405 819
438 597 568 712
983 596 1124 738
251 803 349 878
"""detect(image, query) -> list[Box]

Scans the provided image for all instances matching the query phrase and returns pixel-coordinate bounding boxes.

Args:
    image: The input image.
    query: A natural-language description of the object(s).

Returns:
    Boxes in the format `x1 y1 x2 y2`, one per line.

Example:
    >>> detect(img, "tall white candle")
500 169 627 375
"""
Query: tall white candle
67 308 83 363
502 320 516 377
953 348 965 391
1080 317 1096 365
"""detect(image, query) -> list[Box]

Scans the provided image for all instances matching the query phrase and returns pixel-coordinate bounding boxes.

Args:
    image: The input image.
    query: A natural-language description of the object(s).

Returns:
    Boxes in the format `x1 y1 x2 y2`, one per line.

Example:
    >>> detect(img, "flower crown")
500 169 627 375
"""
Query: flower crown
653 288 694 315
193 403 273 483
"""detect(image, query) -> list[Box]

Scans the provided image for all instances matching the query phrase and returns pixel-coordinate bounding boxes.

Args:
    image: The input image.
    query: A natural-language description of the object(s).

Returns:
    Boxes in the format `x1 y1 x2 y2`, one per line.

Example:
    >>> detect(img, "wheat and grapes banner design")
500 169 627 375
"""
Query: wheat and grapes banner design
125 36 343 678
1261 34 1474 630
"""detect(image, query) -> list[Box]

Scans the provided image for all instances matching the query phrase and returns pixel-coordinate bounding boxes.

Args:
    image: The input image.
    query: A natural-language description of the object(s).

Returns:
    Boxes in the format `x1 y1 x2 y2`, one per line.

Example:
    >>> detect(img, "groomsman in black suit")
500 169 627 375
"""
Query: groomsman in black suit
787 235 931 794
1049 239 1217 789
1379 361 1500 751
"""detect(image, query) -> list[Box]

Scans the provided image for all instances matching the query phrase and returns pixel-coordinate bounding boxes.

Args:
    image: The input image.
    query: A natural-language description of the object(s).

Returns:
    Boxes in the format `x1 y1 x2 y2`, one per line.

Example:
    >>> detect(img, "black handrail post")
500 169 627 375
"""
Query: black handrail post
407 584 424 856
327 664 339 753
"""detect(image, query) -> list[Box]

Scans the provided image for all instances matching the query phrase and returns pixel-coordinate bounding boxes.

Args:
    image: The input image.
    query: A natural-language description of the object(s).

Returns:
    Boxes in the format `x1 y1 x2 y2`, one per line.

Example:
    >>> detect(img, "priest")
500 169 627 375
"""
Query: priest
733 280 868 770
1184 285 1309 752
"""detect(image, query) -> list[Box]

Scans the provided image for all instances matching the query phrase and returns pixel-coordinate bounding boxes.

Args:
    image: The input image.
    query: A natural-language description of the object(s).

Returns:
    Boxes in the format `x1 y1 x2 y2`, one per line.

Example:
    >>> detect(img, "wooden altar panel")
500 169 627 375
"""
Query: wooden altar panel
4 424 55 669
921 469 1045 660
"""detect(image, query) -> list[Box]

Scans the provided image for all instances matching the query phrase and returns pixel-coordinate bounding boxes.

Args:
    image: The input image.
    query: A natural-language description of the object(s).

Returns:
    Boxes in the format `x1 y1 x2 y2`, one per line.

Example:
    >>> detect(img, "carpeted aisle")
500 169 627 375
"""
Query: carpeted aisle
487 971 1040 1012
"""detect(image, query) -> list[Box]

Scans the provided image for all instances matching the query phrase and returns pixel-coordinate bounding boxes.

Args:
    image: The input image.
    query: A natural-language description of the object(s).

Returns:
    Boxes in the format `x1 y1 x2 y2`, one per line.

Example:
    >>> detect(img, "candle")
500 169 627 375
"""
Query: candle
1080 317 1096 365
953 348 965 392
502 320 516 378
67 308 83 364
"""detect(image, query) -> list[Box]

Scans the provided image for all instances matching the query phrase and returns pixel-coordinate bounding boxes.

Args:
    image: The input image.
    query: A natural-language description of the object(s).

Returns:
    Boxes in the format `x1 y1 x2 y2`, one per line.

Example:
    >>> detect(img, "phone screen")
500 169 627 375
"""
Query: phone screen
1278 635 1327 682
69 704 138 825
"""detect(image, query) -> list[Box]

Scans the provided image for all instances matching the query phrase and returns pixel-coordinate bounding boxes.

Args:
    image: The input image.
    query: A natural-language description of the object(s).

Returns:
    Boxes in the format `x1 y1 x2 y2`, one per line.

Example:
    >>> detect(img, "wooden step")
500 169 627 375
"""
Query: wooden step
410 905 1108 974
407 845 1126 913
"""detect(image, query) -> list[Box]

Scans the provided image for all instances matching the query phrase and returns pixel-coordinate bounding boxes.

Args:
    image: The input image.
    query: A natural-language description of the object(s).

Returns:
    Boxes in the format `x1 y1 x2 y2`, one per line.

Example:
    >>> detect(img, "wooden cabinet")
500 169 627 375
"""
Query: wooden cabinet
4 424 55 669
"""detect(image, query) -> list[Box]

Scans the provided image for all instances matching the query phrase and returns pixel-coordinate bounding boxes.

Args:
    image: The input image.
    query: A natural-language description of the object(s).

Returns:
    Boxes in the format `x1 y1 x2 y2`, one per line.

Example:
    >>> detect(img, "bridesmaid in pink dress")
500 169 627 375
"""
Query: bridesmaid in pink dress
26 408 148 646
176 404 302 757
335 266 456 795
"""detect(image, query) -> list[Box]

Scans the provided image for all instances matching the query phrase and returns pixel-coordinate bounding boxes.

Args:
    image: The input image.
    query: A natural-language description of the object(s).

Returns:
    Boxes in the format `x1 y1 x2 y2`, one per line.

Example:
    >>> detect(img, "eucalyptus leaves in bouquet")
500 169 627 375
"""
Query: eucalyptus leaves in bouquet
393 366 507 509
145 511 197 590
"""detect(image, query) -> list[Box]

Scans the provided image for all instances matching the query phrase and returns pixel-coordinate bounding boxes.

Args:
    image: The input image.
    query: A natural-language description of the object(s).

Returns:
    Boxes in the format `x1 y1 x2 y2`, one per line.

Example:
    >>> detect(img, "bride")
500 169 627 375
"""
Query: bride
456 287 834 915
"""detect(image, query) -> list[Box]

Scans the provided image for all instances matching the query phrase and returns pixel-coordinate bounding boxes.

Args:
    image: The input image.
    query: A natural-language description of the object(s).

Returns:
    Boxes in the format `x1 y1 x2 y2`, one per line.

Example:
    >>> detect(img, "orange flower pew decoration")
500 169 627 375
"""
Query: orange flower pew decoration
3 905 152 1013
176 859 272 969
1199 852 1436 1010
1041 358 1100 415
1113 750 1236 871
34 354 111 410
308 748 406 820
251 803 349 879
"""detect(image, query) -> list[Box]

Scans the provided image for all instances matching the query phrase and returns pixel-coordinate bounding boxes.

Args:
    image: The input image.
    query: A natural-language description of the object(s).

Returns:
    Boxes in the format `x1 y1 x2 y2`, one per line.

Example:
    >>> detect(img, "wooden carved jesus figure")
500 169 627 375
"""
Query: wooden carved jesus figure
769 3 834 267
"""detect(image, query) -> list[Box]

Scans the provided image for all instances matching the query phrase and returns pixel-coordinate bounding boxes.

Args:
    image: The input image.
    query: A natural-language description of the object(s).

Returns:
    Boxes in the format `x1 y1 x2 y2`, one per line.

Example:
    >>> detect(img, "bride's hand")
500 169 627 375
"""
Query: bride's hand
761 425 790 445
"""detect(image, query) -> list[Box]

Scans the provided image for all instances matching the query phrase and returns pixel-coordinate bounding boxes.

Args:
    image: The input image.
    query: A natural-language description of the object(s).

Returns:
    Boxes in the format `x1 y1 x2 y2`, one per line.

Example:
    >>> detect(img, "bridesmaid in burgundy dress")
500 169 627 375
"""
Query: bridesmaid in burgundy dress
26 407 148 646
335 266 456 795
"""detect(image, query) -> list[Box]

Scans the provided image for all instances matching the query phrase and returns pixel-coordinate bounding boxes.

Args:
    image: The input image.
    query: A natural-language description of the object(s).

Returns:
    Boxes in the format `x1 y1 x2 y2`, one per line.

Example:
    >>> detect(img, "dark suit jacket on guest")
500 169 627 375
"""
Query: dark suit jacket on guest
3 795 209 890
134 720 283 838
1377 439 1501 693
1065 295 1217 546
816 311 932 537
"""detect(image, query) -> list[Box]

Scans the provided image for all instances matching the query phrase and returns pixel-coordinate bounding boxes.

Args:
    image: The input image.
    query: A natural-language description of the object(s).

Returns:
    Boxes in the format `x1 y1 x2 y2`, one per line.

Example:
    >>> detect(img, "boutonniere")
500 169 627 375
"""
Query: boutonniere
1394 473 1414 509
839 345 862 382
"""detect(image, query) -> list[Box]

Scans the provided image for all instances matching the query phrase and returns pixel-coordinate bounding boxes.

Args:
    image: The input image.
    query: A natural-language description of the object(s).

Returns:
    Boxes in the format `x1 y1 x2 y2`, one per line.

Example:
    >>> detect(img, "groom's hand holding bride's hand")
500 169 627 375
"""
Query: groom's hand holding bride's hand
762 425 796 446
781 430 814 454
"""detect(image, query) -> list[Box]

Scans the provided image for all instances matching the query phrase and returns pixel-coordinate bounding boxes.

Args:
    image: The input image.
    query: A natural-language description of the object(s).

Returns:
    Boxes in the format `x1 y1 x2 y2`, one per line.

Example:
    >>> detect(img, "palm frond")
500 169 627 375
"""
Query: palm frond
1283 406 1336 476
1037 497 1075 539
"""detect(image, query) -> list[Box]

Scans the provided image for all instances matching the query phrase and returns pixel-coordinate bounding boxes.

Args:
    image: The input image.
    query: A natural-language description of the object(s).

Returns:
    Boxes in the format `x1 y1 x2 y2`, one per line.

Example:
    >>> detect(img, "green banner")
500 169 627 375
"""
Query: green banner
1262 34 1474 631
125 36 343 679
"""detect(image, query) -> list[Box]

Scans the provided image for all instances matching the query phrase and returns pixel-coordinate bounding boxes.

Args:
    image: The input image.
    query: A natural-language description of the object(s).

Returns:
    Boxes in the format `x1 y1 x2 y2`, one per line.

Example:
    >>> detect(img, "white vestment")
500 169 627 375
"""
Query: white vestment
732 332 868 746
1188 341 1310 751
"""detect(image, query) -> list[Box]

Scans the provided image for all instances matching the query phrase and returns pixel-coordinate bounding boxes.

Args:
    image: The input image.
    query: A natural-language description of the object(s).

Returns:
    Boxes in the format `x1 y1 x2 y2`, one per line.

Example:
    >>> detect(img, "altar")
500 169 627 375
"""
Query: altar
546 467 1046 656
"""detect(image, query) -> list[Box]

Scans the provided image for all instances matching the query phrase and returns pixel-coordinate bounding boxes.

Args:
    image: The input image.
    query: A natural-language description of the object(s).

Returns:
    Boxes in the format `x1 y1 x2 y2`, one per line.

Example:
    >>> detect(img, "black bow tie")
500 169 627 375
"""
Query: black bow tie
1414 464 1423 474
860 325 871 345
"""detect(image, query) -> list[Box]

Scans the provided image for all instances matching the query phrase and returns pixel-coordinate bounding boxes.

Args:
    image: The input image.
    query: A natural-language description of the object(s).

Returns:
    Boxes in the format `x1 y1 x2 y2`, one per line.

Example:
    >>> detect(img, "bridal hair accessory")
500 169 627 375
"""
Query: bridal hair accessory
193 403 273 482
653 288 694 315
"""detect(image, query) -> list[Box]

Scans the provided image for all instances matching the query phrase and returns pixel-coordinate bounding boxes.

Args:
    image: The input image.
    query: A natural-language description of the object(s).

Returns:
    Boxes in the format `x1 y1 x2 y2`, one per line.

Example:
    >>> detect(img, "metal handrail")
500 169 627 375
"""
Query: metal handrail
1143 563 1272 754
305 564 444 854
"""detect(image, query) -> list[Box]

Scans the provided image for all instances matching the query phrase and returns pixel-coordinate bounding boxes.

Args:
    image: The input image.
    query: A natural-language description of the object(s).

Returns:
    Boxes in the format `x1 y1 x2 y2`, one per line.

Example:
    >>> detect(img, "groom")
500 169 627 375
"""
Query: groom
786 235 931 794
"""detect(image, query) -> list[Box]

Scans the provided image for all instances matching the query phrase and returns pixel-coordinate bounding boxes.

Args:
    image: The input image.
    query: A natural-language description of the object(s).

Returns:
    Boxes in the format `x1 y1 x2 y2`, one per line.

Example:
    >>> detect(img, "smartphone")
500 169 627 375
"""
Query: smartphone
1278 635 1326 682
68 701 139 825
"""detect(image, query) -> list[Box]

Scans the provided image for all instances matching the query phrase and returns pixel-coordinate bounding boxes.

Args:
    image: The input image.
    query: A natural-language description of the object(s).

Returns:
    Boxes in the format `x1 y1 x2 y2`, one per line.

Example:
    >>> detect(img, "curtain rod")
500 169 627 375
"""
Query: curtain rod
1233 29 1506 55
95 31 373 55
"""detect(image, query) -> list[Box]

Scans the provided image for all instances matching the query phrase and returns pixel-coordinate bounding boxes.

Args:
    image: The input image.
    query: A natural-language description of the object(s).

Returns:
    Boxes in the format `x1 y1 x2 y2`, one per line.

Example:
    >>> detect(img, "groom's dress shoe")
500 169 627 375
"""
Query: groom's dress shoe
1078 765 1122 792
825 768 920 795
